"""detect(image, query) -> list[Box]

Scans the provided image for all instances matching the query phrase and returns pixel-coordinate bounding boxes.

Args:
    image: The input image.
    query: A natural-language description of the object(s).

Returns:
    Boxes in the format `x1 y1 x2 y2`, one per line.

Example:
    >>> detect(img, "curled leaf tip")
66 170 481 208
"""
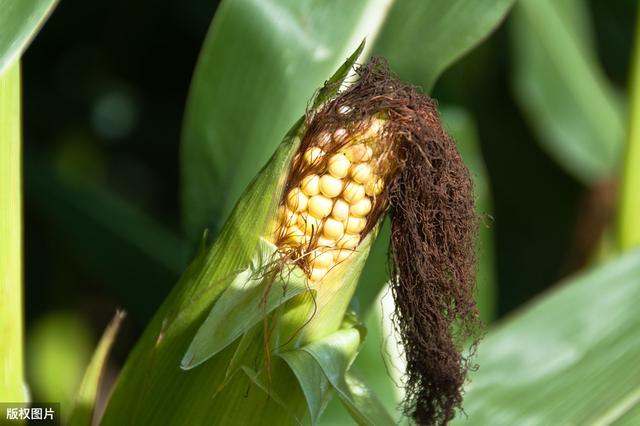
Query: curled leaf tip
180 352 195 370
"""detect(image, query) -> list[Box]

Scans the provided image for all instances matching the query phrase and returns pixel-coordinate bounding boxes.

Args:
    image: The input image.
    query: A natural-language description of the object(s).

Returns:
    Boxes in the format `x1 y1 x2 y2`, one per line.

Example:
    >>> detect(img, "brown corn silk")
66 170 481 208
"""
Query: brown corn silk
272 59 480 425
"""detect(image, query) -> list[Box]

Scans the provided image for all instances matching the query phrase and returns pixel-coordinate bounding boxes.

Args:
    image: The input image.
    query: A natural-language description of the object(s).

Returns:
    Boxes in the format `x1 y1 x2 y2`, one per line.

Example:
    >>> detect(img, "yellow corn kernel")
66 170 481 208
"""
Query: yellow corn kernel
365 178 384 196
334 249 354 262
361 117 384 140
286 188 308 212
328 153 350 178
307 195 333 218
370 117 384 132
274 115 392 282
297 212 322 236
350 163 372 184
342 182 365 203
331 199 350 222
283 226 307 246
323 217 345 240
345 144 373 162
277 206 298 227
310 268 328 282
350 197 372 217
317 131 331 147
316 236 336 248
364 146 374 161
338 233 360 250
309 250 334 269
300 174 320 196
333 128 347 140
345 216 366 233
303 147 325 165
319 175 343 198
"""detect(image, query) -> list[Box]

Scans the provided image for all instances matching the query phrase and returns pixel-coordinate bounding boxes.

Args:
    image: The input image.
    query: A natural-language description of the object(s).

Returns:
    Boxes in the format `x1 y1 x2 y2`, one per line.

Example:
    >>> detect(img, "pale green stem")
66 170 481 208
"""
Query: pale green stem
619 7 640 250
0 61 25 402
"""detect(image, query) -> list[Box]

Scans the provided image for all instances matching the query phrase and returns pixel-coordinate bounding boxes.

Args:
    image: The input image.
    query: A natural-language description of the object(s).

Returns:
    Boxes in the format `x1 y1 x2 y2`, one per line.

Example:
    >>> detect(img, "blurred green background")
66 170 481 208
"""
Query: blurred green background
12 0 638 423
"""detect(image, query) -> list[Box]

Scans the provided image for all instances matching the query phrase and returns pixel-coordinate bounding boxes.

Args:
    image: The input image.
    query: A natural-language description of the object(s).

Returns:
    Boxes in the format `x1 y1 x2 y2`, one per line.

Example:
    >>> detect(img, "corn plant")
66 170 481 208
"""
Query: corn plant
3 1 640 426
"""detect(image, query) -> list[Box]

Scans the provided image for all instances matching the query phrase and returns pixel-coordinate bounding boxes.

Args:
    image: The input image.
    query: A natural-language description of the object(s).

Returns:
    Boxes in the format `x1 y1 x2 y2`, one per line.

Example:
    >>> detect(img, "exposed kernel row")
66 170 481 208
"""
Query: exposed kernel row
275 121 387 282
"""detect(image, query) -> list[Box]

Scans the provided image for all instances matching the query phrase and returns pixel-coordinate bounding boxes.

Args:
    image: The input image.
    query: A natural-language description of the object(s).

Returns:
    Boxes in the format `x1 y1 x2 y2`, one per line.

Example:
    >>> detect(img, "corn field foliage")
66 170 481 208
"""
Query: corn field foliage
1 0 639 425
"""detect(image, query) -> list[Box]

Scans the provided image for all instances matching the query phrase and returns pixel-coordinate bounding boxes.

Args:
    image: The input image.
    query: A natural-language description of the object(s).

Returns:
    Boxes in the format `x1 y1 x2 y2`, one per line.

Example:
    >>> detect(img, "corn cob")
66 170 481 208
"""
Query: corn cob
271 116 389 283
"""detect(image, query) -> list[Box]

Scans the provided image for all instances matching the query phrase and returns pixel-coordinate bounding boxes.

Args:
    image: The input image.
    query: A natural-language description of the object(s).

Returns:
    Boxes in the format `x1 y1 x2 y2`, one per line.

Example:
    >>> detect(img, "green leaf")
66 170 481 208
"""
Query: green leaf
181 238 310 369
68 312 125 426
0 0 59 76
618 6 640 251
511 0 626 184
0 61 24 402
613 403 640 426
454 249 640 425
180 0 393 241
374 0 515 92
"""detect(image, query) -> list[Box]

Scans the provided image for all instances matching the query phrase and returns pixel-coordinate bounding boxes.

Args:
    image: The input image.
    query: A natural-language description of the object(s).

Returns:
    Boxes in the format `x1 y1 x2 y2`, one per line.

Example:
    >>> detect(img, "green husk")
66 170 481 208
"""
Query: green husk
300 322 394 426
101 122 304 425
180 238 310 369
280 317 395 426
279 349 332 424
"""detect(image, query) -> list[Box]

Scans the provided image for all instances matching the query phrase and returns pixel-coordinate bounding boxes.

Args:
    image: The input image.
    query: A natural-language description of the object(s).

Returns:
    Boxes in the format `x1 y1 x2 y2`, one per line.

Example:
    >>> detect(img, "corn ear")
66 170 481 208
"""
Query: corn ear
100 44 378 426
